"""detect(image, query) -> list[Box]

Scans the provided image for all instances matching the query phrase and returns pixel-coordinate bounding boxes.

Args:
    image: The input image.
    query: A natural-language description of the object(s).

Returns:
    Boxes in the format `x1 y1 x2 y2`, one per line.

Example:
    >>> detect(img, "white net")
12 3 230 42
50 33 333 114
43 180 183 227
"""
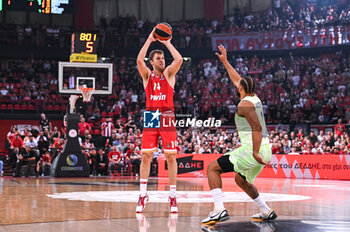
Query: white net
79 87 94 102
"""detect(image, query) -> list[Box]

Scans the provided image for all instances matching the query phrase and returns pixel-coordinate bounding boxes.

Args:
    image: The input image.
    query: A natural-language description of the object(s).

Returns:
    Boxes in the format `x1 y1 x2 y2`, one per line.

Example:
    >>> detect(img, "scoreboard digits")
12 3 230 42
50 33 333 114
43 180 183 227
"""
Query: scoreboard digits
79 33 97 42
70 32 98 63
71 32 98 54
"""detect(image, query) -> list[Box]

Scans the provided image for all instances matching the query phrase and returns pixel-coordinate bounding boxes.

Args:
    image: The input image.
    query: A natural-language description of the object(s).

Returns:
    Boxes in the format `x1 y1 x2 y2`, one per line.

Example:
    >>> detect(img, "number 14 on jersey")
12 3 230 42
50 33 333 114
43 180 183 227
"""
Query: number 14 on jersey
154 82 161 91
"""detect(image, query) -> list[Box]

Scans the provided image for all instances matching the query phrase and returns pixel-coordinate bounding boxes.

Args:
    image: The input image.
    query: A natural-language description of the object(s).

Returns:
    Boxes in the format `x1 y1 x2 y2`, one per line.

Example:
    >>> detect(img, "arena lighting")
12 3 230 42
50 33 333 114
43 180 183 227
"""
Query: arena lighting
183 57 191 69
0 0 2 11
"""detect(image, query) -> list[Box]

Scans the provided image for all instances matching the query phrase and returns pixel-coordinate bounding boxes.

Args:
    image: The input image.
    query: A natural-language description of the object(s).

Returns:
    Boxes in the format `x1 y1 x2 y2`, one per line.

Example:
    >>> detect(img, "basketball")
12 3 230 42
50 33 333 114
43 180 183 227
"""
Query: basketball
153 22 173 41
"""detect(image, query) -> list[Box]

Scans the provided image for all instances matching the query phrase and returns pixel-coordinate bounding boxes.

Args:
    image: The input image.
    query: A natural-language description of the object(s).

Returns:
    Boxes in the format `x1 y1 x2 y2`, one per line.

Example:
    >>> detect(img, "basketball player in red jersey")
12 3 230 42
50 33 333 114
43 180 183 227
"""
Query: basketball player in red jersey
136 28 183 213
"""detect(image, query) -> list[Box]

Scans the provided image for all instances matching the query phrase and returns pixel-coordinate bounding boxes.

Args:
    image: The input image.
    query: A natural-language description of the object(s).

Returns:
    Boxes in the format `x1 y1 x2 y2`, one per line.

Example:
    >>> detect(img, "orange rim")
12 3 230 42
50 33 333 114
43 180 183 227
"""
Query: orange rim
79 87 94 93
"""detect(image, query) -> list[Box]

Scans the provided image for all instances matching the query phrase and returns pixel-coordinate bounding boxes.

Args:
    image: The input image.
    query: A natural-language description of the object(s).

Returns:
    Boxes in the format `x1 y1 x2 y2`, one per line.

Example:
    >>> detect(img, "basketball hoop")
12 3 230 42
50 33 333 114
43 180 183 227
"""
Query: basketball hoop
79 86 94 102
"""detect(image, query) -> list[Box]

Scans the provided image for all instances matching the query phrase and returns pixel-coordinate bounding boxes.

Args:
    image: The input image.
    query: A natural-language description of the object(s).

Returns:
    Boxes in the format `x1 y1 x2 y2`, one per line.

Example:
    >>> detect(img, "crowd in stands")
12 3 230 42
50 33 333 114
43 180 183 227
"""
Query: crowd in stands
178 118 350 155
1 0 350 176
0 0 349 49
5 113 146 177
3 50 350 177
4 111 350 177
0 50 350 124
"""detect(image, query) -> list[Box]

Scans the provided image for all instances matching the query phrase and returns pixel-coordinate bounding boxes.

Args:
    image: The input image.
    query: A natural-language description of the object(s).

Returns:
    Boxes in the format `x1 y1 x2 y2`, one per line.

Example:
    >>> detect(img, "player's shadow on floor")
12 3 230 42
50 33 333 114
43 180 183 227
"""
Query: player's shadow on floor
201 219 346 232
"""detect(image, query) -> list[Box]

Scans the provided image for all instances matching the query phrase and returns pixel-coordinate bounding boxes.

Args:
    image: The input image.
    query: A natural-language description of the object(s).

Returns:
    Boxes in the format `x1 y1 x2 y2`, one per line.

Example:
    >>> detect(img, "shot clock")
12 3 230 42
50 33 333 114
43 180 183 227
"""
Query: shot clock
71 32 98 54
70 32 98 62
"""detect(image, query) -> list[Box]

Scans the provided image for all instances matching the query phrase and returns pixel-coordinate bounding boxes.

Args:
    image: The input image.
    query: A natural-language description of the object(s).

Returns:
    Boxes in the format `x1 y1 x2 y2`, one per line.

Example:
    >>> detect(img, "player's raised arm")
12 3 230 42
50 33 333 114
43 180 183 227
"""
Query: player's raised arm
237 100 268 165
137 29 156 81
216 45 241 88
160 38 183 79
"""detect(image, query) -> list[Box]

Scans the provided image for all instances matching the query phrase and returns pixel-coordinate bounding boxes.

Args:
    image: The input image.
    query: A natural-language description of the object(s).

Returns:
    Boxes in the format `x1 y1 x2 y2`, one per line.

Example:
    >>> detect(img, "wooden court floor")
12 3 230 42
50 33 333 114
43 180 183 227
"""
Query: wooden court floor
0 176 350 232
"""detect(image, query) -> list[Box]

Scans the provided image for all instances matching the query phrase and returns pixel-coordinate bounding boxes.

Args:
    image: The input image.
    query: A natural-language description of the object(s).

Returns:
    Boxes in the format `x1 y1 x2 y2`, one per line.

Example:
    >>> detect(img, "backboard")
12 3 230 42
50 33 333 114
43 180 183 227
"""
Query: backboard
58 62 113 95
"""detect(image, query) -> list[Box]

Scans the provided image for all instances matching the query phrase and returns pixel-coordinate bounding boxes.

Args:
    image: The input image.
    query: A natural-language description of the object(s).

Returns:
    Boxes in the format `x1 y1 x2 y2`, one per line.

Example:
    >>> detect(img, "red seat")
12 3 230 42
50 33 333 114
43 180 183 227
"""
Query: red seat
107 112 114 117
1 104 7 110
13 88 19 94
54 105 60 111
14 104 21 110
109 95 117 100
21 104 27 110
47 105 54 111
0 83 3 88
93 129 100 135
28 105 35 110
101 111 107 117
7 104 13 110
61 105 67 112
16 83 21 88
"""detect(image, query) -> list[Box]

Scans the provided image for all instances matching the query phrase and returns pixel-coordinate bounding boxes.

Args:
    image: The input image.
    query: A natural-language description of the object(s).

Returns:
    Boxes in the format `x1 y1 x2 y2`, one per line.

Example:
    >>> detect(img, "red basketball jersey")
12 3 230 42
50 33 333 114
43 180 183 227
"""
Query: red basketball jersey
145 71 174 112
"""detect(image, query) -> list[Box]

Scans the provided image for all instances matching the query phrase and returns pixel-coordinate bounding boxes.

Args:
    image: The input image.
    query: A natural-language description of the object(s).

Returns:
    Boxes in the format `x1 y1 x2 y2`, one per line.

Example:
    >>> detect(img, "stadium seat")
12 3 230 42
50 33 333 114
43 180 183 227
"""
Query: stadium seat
54 105 60 111
7 104 13 110
14 104 21 110
1 104 7 110
47 105 54 111
101 112 107 117
21 104 27 110
93 129 100 135
61 105 67 112
27 105 35 111
107 112 114 117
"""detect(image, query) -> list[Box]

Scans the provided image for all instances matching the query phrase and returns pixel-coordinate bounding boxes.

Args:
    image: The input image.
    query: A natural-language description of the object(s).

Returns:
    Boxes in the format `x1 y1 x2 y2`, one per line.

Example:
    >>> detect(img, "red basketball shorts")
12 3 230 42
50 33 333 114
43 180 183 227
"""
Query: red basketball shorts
141 112 177 153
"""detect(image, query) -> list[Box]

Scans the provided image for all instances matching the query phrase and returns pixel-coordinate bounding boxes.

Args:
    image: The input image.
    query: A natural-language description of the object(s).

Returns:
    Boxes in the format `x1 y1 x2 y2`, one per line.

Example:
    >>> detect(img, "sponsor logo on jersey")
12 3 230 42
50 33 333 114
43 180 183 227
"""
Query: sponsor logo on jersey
150 93 166 101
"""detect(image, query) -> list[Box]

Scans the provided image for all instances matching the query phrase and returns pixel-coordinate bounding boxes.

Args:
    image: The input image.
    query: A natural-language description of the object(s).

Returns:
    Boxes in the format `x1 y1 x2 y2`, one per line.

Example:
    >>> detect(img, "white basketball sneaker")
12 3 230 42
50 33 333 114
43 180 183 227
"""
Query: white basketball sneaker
201 208 229 225
136 194 149 213
251 209 277 221
169 196 178 213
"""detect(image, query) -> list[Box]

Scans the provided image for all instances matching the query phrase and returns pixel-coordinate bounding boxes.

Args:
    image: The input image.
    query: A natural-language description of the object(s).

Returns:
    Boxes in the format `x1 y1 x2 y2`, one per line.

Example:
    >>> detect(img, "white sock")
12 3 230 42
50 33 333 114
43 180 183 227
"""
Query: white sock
140 179 148 196
253 195 271 214
169 185 176 197
211 188 224 210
